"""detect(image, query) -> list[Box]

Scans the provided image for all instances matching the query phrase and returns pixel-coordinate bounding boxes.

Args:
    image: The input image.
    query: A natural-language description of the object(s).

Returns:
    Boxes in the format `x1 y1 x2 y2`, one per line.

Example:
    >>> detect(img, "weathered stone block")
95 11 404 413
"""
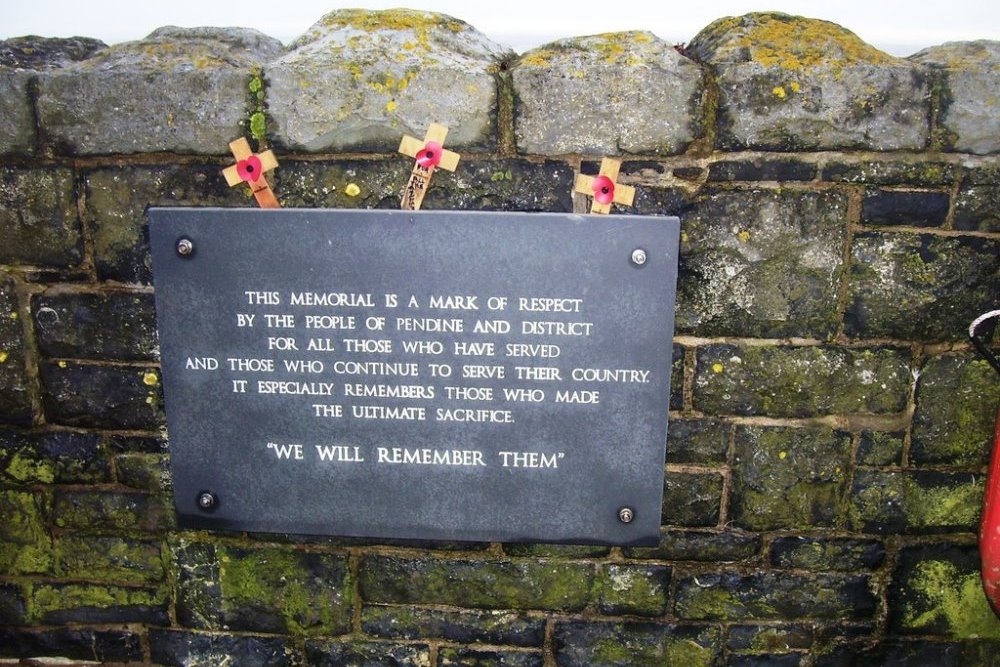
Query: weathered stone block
769 537 886 571
37 28 282 155
305 640 430 667
670 343 685 411
731 425 851 531
911 41 1000 155
662 471 723 527
0 627 142 662
503 544 610 558
268 9 508 151
56 536 164 584
103 433 168 454
40 361 164 429
0 36 105 155
0 276 32 426
33 290 158 361
862 189 950 227
359 555 593 611
890 544 1000 638
150 629 298 667
28 582 168 625
439 648 543 667
170 539 221 630
0 167 80 269
0 489 52 575
814 639 1000 667
954 185 1000 232
690 13 928 151
674 571 875 621
0 429 107 485
594 564 671 617
707 158 815 182
729 654 803 667
361 605 544 645
912 354 1000 466
822 160 957 185
54 490 173 534
514 32 703 155
216 545 353 636
84 165 247 284
676 189 847 338
554 622 719 667
727 624 813 653
850 470 982 534
666 418 730 465
624 529 761 562
0 583 28 625
846 232 999 341
857 430 905 467
114 454 171 492
694 345 911 417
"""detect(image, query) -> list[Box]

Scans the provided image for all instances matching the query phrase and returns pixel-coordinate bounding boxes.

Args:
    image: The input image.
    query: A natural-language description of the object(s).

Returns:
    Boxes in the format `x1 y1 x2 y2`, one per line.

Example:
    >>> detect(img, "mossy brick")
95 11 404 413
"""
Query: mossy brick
850 470 983 534
670 343 684 411
503 543 610 558
707 158 815 182
662 470 723 527
624 528 762 562
361 605 544 646
727 624 814 653
594 563 671 617
114 453 171 492
54 490 173 534
890 544 1000 639
36 28 282 155
268 9 509 152
857 430 905 467
305 640 431 667
689 13 928 151
216 545 353 636
954 186 1000 232
28 582 168 625
514 32 704 155
0 489 52 575
359 555 594 611
0 429 107 485
170 539 222 629
821 160 958 186
674 570 875 621
814 639 1000 667
769 537 886 571
0 627 142 662
0 37 105 155
426 159 576 212
32 291 158 361
1 168 81 269
862 189 951 227
84 165 247 284
103 433 168 454
730 655 803 667
553 621 720 667
439 648 544 667
276 159 408 209
55 536 164 584
0 583 28 625
676 189 847 338
631 184 698 218
40 361 164 429
666 418 730 465
150 629 299 667
912 354 1000 467
911 41 1000 155
695 345 911 417
731 425 851 531
845 232 999 341
0 276 33 426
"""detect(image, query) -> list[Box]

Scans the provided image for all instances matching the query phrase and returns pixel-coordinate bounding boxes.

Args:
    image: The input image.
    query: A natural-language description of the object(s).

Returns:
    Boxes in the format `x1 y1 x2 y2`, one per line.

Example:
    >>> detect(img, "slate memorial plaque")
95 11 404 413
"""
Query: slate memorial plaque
150 208 680 545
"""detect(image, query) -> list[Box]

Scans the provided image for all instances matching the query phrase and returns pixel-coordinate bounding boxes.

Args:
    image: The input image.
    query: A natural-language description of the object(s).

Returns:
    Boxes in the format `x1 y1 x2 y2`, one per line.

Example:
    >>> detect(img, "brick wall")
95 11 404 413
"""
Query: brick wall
1 9 999 666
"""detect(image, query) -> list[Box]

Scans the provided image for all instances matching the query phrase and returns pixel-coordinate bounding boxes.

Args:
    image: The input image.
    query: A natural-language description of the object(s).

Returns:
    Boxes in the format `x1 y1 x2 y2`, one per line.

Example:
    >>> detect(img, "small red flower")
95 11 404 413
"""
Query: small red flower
416 141 443 168
236 155 263 183
592 175 615 204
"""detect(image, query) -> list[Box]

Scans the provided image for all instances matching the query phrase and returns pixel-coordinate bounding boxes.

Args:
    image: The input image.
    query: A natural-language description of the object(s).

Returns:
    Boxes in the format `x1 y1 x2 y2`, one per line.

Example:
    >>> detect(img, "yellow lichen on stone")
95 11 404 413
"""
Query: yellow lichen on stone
345 183 361 197
143 371 159 386
773 86 787 99
712 363 725 374
386 100 398 112
0 351 7 364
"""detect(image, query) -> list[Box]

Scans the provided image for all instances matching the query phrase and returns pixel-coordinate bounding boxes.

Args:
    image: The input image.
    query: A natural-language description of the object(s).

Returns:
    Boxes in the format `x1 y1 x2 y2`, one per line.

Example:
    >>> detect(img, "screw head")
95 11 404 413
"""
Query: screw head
197 492 216 510
618 507 634 524
631 248 647 266
176 238 194 257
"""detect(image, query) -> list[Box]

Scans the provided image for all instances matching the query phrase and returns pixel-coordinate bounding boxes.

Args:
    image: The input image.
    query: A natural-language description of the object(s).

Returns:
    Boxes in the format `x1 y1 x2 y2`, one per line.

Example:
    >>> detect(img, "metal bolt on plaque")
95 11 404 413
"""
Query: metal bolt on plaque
197 492 217 511
631 248 647 266
176 238 194 257
619 507 635 524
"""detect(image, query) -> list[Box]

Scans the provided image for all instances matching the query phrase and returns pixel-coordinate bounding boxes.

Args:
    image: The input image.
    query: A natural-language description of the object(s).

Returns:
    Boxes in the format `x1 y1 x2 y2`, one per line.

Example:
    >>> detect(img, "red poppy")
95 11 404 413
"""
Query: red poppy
416 141 443 168
236 155 263 183
592 175 615 204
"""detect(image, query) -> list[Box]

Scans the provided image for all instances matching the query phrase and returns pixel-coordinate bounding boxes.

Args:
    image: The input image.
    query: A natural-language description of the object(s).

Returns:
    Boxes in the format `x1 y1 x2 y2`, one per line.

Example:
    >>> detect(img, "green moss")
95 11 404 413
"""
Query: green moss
4 453 56 484
596 565 668 615
903 560 1000 638
681 587 742 619
0 490 52 574
904 478 982 530
30 583 164 622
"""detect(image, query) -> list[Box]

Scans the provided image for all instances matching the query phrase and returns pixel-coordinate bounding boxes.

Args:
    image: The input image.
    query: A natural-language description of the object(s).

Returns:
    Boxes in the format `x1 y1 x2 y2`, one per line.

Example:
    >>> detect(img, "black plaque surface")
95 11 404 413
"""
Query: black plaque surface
150 208 679 545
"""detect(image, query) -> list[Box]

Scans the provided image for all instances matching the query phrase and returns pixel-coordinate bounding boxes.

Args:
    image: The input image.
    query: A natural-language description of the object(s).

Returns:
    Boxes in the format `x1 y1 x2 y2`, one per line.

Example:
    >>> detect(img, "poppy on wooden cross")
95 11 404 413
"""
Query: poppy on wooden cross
574 158 636 214
222 138 280 208
398 123 461 210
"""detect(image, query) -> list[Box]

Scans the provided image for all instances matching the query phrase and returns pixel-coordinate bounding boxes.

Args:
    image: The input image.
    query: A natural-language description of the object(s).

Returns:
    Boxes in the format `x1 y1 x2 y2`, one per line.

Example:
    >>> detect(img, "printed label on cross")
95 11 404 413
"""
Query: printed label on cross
223 138 280 209
574 158 636 214
398 123 461 211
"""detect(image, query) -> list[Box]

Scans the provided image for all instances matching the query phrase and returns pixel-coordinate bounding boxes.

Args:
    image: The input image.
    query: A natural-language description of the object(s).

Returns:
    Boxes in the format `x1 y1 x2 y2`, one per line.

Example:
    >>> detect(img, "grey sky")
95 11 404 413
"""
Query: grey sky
3 0 999 56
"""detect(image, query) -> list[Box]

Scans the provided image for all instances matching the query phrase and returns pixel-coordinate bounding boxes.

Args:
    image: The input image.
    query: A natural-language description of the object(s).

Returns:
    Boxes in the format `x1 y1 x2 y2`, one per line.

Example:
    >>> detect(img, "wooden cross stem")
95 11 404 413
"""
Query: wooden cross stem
398 123 461 211
223 138 280 208
574 158 636 214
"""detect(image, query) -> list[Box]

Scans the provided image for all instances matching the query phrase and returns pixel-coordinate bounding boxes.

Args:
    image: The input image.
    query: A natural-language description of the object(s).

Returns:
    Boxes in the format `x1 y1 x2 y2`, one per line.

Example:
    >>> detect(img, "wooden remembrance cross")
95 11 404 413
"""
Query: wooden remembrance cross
574 158 636 214
223 138 280 208
398 123 461 210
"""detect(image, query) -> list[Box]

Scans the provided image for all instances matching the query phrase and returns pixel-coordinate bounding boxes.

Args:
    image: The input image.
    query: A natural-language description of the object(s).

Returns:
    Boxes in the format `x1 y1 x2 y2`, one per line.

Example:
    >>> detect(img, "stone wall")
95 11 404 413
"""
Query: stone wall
1 9 999 666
